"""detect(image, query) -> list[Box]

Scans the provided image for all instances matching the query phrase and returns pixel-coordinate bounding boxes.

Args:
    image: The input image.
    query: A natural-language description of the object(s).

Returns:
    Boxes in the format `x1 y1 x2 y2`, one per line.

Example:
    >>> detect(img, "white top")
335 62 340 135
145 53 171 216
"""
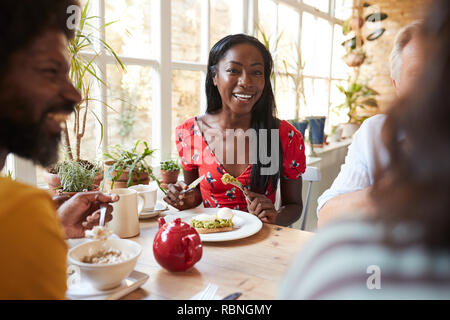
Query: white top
317 114 389 216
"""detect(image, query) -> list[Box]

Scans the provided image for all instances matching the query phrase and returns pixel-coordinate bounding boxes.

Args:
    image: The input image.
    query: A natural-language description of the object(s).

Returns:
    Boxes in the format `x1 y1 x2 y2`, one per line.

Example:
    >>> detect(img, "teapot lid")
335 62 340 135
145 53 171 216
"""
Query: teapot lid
164 217 193 232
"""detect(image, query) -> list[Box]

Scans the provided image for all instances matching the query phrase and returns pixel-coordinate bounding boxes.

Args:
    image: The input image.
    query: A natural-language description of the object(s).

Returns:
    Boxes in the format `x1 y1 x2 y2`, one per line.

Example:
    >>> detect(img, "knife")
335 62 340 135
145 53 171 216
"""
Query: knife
188 174 205 189
179 174 205 196
222 292 242 300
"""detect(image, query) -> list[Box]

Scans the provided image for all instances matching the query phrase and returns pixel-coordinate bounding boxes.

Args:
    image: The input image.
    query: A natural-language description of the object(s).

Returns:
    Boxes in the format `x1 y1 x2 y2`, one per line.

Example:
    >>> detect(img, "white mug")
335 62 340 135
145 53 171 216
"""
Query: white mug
107 188 144 238
128 184 157 212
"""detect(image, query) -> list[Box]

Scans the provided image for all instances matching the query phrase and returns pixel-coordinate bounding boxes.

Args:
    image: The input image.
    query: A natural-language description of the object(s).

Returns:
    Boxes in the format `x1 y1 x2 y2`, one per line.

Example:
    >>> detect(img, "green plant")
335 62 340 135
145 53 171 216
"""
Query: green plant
104 140 159 189
63 0 125 161
334 78 379 124
57 160 99 192
160 160 181 172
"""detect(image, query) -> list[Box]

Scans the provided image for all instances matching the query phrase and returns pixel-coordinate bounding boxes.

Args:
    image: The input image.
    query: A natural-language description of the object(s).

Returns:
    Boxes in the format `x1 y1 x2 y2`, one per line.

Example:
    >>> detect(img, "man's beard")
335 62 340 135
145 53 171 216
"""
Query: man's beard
0 114 62 168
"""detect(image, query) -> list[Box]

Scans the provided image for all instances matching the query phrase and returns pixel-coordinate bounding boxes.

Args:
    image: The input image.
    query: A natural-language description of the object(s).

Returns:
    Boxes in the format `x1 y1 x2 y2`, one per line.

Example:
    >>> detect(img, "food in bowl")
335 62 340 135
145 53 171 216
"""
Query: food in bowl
82 247 130 264
190 208 235 234
68 239 142 290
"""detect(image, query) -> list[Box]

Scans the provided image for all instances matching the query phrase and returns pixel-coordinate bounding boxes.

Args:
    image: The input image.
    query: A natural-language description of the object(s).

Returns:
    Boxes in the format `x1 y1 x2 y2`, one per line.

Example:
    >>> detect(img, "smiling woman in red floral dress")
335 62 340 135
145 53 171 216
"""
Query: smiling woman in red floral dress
163 34 306 226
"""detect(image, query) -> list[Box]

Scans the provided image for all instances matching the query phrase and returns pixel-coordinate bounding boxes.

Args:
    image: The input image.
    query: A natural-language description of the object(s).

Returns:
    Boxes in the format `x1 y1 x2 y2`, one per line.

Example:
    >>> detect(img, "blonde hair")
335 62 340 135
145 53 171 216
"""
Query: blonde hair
390 21 423 83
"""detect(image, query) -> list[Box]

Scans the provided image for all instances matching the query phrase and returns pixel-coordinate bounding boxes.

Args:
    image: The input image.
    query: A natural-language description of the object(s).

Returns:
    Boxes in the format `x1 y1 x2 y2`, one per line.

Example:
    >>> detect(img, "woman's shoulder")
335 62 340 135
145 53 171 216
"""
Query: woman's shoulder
175 116 197 132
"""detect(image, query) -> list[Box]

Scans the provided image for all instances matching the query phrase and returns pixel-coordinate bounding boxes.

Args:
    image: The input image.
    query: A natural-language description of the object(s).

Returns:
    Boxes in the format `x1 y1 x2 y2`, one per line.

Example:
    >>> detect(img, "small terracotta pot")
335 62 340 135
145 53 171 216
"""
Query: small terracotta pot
56 187 100 199
104 160 150 191
160 169 180 189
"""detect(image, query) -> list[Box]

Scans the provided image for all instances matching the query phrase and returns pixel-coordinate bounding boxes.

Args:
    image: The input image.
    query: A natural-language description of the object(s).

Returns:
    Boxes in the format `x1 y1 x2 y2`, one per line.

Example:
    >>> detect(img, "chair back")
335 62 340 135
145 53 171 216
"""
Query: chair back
299 166 321 230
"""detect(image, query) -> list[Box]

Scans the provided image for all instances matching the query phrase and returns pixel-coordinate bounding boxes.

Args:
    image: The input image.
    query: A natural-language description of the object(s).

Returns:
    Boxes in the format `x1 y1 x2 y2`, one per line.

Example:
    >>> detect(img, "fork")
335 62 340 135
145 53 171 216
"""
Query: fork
199 283 218 300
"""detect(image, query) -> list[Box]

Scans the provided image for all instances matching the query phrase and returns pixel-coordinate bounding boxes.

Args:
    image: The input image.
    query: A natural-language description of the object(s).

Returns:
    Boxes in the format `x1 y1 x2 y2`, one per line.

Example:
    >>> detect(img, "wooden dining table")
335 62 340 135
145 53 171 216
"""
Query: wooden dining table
122 207 314 300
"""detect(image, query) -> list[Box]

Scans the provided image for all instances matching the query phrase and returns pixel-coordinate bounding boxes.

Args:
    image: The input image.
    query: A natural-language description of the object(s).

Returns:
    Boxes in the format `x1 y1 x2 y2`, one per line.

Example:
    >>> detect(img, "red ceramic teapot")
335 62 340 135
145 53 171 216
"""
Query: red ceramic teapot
153 217 203 272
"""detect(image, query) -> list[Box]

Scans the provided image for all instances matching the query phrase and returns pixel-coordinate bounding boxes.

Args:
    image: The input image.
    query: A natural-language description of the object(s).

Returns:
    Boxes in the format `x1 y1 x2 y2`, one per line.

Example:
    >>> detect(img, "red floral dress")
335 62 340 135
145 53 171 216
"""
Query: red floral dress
175 117 306 212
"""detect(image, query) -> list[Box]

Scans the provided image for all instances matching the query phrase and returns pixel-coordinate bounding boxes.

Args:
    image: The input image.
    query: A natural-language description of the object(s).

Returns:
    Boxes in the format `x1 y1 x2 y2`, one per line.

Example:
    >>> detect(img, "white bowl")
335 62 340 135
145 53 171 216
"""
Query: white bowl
68 239 142 290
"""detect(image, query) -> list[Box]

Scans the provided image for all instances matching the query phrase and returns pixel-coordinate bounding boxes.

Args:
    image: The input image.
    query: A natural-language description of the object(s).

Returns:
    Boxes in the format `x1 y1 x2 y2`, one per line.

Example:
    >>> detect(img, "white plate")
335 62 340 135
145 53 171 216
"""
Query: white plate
66 270 149 300
163 208 263 242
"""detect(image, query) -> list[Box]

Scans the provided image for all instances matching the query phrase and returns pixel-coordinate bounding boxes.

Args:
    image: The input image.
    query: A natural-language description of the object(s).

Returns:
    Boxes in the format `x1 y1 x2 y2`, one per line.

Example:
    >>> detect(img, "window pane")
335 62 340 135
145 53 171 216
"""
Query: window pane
332 24 348 79
301 13 332 77
315 18 333 77
329 79 348 126
303 0 329 13
277 4 300 70
275 74 297 120
172 0 201 62
105 0 152 58
334 0 353 20
257 0 277 40
107 65 153 149
303 78 330 117
210 0 232 47
171 70 202 158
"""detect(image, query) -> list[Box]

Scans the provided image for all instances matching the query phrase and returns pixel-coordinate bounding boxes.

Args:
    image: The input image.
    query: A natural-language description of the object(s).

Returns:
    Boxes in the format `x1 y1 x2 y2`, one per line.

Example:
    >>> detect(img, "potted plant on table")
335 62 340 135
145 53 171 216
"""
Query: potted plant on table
43 1 125 192
103 140 159 191
160 160 181 190
54 160 100 197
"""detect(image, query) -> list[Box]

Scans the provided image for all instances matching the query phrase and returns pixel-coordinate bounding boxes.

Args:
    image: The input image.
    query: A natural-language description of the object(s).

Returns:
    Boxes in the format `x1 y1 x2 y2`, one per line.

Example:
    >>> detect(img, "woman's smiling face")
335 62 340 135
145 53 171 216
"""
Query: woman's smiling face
213 43 265 115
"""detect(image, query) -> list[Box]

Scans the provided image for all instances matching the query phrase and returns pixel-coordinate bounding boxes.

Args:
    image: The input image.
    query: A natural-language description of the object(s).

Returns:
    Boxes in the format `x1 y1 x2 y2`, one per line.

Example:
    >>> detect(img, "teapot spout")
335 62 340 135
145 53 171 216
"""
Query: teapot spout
158 217 166 229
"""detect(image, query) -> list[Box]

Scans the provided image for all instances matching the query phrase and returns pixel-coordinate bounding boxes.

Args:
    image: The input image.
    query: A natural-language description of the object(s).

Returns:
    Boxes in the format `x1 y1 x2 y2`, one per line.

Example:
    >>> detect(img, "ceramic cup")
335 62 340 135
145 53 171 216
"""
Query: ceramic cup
128 184 157 212
107 188 144 238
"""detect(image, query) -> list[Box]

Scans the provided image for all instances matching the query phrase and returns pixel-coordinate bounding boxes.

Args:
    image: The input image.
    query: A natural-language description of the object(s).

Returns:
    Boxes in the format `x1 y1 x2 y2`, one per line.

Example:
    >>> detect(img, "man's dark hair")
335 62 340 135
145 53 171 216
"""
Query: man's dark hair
0 0 79 76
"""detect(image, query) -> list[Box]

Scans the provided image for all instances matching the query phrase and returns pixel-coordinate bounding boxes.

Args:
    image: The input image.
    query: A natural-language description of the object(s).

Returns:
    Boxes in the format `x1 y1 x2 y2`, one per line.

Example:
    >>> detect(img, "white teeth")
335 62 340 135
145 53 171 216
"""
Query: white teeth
234 94 253 99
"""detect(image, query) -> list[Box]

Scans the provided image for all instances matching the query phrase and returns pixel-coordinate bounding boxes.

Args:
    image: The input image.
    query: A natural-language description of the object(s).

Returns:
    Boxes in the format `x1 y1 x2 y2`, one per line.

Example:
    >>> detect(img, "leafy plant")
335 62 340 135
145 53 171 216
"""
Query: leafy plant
334 78 379 124
63 0 125 161
160 160 181 172
57 160 99 192
104 140 158 189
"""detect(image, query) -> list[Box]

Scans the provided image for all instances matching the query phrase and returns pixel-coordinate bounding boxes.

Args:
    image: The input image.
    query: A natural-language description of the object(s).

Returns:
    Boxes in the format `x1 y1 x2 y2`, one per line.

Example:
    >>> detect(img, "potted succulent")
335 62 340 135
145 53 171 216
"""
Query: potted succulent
160 160 181 190
43 1 124 191
103 140 158 190
53 160 100 197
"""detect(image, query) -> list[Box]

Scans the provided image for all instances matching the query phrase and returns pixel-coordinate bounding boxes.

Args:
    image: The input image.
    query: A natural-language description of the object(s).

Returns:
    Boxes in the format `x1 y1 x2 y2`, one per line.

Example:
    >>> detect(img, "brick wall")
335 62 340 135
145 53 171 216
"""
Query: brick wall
356 0 430 112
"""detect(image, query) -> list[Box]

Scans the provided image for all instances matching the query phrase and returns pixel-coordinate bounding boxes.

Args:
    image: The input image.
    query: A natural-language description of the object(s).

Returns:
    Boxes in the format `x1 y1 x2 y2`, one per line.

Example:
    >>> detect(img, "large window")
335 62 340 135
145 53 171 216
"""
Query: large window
11 0 350 187
258 0 349 131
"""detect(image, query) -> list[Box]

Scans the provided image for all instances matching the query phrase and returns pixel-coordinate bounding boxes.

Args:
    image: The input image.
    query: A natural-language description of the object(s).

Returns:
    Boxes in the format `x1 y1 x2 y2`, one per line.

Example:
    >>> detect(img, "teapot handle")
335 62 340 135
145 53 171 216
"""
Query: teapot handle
182 234 202 268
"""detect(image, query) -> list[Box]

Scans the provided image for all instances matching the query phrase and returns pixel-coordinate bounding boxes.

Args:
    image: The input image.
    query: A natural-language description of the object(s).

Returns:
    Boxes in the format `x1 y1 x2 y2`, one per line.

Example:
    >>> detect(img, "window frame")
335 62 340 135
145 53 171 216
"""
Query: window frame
9 0 346 186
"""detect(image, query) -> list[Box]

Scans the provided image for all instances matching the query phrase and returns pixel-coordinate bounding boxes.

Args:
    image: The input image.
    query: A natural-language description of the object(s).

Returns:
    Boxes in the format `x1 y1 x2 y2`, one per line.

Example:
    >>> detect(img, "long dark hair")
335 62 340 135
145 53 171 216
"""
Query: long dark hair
372 0 450 250
205 34 281 194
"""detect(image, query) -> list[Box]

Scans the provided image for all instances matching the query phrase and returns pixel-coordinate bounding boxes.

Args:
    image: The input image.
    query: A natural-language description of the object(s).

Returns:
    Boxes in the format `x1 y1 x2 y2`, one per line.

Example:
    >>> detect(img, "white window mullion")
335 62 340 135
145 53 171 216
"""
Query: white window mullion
152 0 172 163
200 0 210 114
98 0 108 155
11 156 36 186
248 0 258 36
